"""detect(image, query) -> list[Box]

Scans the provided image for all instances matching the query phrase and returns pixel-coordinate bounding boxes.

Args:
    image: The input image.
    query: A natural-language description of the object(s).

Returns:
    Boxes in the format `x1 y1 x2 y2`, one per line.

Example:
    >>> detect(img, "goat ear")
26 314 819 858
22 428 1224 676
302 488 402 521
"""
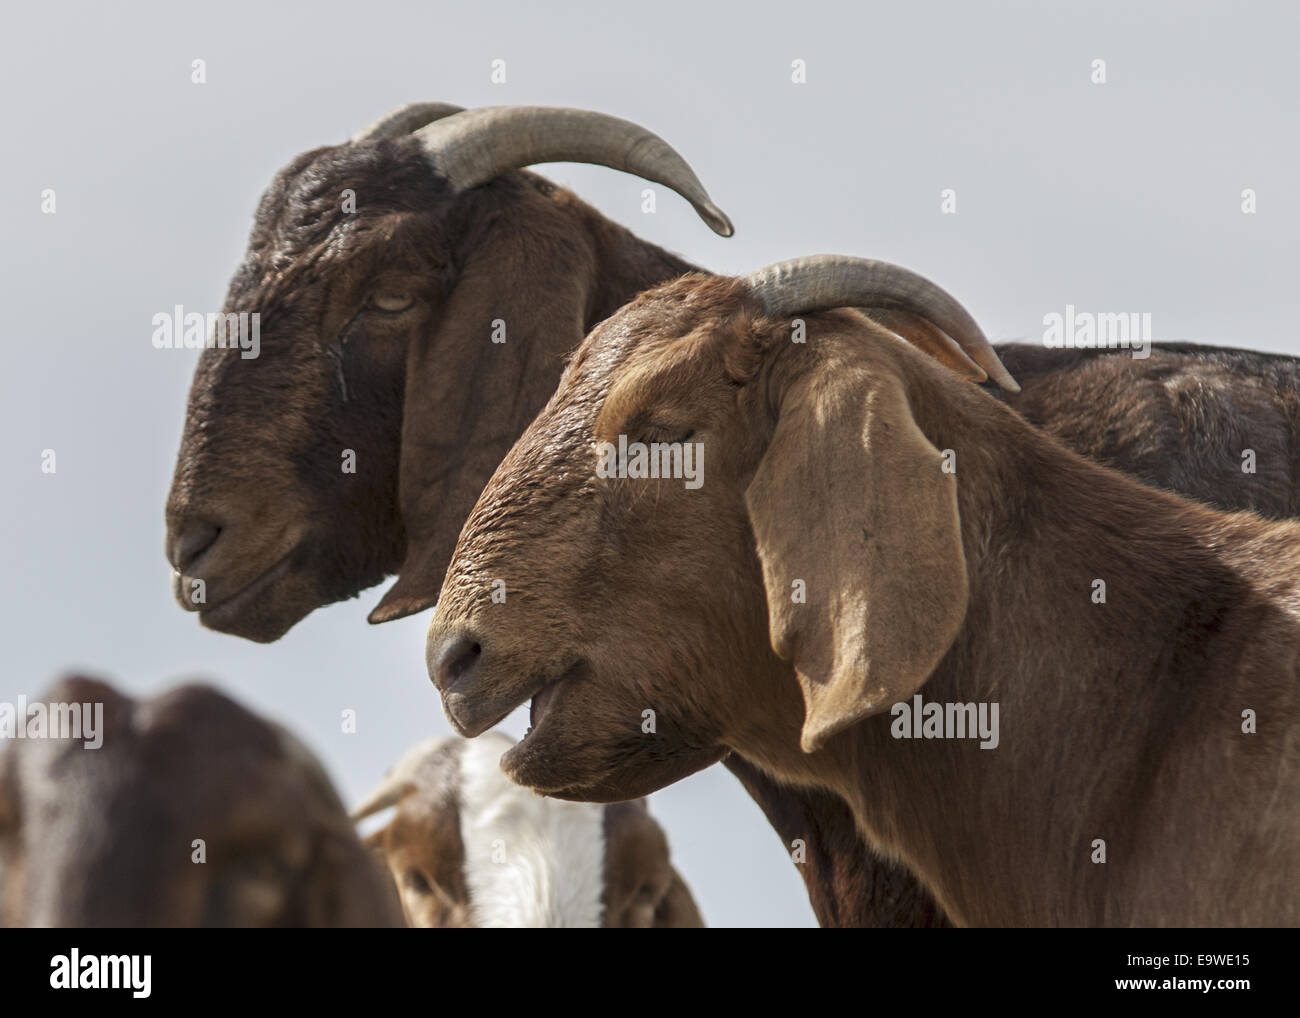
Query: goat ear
0 748 14 835
862 309 988 384
294 828 406 928
744 364 968 753
654 867 706 928
359 830 406 924
370 209 592 623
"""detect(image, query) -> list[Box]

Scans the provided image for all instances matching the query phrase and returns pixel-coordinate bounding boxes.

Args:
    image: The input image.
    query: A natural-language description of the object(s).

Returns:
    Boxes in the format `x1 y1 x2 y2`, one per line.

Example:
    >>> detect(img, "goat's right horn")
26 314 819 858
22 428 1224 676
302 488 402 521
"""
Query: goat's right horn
742 255 1020 392
352 102 467 143
350 736 452 821
411 106 734 237
350 775 415 821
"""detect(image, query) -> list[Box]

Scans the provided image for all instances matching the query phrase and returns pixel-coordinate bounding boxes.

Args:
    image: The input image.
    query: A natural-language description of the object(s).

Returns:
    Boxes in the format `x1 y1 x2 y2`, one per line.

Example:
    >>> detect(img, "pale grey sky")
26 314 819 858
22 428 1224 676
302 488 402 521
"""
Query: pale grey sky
3 0 1297 927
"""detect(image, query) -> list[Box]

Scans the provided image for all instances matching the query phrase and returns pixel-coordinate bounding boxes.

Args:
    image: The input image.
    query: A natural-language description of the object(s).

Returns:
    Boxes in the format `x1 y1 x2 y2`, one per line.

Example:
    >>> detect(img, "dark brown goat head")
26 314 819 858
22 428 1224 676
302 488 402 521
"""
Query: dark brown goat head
165 103 731 642
0 676 402 927
426 257 1008 800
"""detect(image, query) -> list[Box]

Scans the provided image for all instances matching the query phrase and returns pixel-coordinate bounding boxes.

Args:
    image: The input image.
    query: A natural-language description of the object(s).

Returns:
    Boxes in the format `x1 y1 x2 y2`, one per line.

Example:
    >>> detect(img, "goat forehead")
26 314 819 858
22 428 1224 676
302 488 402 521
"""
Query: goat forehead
235 143 448 303
518 324 659 455
387 740 465 828
258 142 438 236
560 314 723 433
568 304 682 380
463 381 605 512
461 333 675 540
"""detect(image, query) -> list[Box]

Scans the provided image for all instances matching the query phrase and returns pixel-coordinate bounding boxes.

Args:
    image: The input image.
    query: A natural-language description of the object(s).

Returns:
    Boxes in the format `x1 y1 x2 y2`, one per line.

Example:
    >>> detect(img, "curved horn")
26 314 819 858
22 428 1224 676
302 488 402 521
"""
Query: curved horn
350 737 452 821
412 106 734 237
350 774 414 822
743 255 1019 392
865 308 988 383
352 102 467 143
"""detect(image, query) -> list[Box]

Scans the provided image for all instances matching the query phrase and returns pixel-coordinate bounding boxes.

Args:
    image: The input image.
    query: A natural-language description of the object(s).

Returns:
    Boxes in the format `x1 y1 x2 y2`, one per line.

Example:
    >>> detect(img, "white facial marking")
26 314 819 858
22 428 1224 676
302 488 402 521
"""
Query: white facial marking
458 732 605 928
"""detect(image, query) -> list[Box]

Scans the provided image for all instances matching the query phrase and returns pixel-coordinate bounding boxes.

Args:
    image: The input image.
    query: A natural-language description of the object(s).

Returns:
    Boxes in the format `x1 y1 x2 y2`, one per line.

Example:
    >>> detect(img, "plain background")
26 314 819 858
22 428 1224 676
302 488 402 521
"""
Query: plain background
4 0 1298 927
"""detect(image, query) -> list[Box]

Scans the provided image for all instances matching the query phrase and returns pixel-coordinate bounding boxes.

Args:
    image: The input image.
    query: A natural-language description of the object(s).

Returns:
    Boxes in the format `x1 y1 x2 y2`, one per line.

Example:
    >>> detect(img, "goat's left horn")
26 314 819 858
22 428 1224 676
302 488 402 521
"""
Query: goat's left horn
411 106 734 237
742 255 1020 392
352 102 467 142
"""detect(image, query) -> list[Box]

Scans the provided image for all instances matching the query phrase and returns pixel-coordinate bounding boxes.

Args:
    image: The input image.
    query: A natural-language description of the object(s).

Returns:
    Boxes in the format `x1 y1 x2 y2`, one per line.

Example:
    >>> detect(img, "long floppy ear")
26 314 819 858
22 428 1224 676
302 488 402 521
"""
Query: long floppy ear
0 748 14 836
744 363 969 753
0 747 18 928
370 204 592 622
654 868 706 928
359 828 407 925
863 309 987 384
290 825 407 928
602 801 707 928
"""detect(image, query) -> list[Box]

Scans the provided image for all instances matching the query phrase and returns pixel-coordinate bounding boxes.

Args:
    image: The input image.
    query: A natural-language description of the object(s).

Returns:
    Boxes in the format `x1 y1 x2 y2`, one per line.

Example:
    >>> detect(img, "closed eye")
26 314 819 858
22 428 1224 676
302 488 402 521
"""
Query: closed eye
368 292 414 313
404 870 432 894
638 426 695 446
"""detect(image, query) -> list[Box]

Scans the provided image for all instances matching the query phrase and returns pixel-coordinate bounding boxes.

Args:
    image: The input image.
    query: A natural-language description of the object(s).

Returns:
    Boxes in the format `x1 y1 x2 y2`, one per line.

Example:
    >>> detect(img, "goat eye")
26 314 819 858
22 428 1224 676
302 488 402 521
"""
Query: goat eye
404 870 432 894
639 426 695 446
369 292 414 313
203 857 288 926
634 882 659 904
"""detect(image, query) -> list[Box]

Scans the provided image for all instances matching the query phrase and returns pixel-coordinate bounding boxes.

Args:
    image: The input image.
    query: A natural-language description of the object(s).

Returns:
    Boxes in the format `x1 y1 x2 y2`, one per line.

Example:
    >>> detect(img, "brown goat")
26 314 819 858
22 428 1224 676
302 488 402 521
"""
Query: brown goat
0 677 401 927
354 732 703 927
426 260 1300 927
165 103 1300 928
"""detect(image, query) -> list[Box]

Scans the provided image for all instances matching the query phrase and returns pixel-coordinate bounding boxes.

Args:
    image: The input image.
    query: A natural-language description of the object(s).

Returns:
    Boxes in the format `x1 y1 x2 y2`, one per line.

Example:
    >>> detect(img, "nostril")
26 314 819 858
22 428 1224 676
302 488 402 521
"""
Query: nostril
434 634 482 691
169 521 222 574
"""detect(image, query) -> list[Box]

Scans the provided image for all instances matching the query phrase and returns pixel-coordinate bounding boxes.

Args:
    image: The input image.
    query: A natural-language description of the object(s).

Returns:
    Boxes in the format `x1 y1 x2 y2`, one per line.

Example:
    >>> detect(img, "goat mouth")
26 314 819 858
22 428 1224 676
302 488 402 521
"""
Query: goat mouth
526 684 560 739
193 550 296 625
522 662 584 741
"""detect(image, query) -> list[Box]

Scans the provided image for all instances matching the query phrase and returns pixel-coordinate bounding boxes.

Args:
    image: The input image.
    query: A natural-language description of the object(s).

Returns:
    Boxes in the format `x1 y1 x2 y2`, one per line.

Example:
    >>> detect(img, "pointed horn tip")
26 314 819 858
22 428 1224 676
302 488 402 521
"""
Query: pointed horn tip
987 361 1021 393
963 328 1019 392
350 787 404 822
966 337 1019 392
701 204 735 237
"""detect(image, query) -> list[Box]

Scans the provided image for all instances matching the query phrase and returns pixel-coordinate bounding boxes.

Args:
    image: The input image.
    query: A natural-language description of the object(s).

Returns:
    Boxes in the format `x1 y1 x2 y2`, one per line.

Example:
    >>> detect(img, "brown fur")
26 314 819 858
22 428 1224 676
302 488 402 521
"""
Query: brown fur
428 274 1300 927
723 755 948 927
602 800 705 928
165 116 1300 930
987 342 1300 517
0 677 402 928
